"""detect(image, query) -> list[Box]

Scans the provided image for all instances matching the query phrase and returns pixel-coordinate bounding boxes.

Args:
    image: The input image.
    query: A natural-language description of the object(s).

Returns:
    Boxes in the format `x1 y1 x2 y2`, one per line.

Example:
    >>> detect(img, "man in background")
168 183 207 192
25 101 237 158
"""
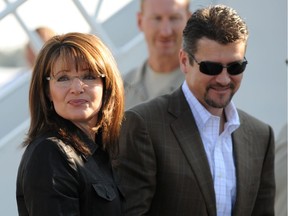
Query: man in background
0 26 55 68
25 26 56 68
124 0 191 109
0 26 55 88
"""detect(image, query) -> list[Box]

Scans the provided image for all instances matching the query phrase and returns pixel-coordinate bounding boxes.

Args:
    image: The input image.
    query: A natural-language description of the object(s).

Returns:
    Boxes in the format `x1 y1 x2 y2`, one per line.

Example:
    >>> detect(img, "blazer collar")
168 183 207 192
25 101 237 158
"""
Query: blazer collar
168 88 217 215
231 113 255 215
126 61 184 90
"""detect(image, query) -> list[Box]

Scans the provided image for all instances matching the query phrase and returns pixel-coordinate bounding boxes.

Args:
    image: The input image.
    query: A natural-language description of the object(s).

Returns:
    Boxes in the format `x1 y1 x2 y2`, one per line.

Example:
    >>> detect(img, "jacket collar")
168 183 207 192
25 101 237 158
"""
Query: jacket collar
168 88 217 215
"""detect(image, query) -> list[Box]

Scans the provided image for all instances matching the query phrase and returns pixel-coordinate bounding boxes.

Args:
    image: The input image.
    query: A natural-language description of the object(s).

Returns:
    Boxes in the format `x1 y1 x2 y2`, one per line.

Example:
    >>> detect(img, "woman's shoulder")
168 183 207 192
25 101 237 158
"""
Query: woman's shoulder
18 132 83 179
24 132 79 163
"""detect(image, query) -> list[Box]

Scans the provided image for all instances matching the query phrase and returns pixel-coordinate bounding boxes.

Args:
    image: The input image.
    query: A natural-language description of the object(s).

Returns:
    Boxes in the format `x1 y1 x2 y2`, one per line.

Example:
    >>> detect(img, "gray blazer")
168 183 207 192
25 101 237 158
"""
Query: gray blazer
117 87 275 216
123 61 184 110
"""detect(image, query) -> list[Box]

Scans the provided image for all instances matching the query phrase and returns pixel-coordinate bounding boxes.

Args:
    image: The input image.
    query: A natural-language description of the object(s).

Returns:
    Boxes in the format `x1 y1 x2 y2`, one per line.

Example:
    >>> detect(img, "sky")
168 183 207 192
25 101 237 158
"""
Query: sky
0 0 132 50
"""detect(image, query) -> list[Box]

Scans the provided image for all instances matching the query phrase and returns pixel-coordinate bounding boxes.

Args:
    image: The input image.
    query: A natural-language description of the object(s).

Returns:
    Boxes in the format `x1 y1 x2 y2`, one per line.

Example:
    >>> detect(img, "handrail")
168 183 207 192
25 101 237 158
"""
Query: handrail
3 0 44 52
0 0 27 20
0 69 31 101
71 0 116 52
118 34 144 55
0 118 29 150
93 0 103 19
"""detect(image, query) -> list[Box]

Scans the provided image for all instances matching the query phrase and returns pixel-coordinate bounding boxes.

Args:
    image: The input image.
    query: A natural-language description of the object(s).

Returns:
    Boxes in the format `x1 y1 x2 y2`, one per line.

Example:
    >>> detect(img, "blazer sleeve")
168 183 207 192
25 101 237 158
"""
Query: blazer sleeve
251 125 275 215
117 110 157 216
16 138 81 216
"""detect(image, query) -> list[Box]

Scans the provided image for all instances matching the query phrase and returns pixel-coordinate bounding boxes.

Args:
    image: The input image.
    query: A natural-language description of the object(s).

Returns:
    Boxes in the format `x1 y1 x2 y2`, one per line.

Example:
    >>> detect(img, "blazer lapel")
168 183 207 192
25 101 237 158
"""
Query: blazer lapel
124 61 149 103
231 117 254 216
169 88 217 216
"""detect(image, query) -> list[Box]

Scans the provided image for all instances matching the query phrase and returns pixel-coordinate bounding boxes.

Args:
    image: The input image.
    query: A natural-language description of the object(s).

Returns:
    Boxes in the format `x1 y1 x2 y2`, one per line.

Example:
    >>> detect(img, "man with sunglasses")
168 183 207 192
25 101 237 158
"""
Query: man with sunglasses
117 5 275 216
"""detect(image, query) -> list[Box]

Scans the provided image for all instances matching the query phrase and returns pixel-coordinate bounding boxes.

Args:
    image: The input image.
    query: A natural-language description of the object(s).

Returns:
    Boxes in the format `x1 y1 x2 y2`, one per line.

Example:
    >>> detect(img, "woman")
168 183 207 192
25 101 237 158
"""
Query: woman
16 32 125 215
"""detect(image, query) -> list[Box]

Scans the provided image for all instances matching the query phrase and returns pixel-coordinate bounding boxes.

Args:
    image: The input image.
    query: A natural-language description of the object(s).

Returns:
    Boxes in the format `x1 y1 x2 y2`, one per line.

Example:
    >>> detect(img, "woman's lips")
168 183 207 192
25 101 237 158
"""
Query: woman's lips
68 99 87 106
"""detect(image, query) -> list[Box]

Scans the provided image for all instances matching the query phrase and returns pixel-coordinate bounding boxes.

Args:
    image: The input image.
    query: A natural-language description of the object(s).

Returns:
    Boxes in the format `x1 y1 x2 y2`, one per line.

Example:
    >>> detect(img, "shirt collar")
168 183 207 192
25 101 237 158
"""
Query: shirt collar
182 81 240 133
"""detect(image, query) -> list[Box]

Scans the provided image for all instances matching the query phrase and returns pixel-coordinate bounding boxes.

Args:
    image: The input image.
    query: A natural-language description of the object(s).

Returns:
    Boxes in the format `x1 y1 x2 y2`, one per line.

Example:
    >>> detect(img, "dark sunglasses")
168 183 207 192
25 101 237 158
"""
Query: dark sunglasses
190 55 248 76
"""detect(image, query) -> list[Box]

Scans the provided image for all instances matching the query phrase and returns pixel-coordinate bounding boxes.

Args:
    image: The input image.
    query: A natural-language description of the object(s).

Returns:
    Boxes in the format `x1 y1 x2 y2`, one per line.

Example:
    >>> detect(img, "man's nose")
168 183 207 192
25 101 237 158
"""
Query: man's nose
159 20 173 35
215 68 231 85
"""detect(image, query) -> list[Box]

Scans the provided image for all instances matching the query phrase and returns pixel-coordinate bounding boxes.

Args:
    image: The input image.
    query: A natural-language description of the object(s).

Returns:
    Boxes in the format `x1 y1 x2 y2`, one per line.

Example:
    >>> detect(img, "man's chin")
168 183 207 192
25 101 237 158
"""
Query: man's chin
156 49 177 57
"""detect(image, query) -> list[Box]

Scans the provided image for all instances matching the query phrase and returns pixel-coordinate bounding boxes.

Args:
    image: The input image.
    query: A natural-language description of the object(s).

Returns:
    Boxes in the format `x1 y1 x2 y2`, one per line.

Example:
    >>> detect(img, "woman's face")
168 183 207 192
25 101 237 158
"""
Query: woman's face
48 58 104 130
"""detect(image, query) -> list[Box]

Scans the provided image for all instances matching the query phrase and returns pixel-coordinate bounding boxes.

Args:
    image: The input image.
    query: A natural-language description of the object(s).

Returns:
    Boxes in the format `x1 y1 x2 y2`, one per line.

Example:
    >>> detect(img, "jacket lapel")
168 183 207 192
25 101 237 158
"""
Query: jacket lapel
169 88 217 216
231 115 253 215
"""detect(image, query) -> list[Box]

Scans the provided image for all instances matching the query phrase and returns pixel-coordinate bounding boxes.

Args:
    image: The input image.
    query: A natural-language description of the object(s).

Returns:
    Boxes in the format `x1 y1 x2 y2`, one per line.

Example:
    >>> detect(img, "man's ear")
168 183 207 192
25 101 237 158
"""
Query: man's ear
137 12 143 32
179 49 189 74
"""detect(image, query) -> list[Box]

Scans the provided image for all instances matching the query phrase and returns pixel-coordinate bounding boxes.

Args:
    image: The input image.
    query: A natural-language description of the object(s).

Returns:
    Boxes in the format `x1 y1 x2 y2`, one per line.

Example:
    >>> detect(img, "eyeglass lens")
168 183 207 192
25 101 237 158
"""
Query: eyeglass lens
46 72 104 88
190 54 248 76
200 61 247 76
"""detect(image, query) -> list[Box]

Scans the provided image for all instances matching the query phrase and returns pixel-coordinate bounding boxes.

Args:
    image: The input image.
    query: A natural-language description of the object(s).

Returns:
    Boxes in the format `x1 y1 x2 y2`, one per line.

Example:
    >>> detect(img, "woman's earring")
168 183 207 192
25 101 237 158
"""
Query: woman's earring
50 101 54 110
